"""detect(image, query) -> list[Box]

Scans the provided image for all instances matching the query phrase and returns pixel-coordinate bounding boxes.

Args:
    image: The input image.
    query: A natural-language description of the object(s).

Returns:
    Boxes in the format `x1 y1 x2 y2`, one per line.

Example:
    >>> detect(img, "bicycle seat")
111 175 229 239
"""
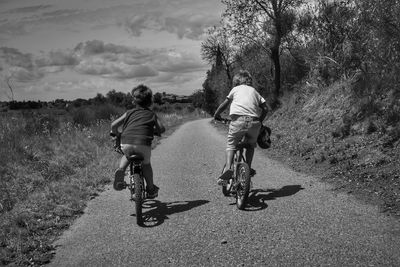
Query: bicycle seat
127 154 144 162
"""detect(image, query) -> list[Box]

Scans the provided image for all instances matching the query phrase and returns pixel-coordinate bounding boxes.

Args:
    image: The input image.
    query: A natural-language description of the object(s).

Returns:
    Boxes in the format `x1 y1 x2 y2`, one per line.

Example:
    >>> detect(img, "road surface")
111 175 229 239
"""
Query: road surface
49 119 400 266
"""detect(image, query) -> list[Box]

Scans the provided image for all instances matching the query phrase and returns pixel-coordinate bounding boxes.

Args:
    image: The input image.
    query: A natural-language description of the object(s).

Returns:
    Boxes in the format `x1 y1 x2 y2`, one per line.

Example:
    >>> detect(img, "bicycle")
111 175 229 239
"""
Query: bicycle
214 117 252 210
110 133 147 226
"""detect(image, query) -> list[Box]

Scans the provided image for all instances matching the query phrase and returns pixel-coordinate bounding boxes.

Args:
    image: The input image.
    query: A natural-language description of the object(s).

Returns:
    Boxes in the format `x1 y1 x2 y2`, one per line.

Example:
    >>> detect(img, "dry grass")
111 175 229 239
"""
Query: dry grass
0 106 206 266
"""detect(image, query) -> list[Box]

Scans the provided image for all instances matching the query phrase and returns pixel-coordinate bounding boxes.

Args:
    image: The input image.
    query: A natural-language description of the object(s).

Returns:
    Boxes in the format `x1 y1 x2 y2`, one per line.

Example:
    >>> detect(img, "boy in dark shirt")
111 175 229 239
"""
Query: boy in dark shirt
110 84 165 198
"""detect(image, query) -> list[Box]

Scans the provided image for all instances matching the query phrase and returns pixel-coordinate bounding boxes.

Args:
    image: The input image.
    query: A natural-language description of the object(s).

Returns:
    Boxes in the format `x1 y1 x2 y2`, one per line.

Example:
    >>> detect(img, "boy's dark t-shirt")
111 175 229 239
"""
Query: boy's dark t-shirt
121 107 156 146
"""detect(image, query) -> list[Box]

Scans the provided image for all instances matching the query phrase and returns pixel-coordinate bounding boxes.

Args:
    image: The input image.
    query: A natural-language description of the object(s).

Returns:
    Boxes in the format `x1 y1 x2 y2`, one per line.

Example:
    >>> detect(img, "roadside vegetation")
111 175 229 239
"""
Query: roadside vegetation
201 1 399 218
0 98 205 266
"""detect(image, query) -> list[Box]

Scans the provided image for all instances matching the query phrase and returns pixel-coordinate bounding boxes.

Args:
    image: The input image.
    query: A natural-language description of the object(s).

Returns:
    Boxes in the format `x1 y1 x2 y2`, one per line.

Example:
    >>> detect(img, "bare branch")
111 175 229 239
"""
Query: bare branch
6 76 14 101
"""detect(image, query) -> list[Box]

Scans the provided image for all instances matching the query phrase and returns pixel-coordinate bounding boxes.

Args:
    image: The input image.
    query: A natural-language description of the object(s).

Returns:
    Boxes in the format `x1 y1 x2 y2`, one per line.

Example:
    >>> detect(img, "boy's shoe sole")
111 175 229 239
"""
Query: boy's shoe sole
217 178 229 186
217 169 233 186
146 185 159 199
114 169 125 191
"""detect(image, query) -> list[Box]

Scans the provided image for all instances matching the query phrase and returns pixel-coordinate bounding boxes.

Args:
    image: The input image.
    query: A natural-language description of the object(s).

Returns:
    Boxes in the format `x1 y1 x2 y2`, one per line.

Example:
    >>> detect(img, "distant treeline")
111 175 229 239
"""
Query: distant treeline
1 90 193 111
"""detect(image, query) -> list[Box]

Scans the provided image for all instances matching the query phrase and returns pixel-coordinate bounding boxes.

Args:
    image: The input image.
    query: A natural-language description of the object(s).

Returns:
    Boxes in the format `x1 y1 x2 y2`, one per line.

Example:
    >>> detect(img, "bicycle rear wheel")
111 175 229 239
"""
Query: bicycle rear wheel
235 162 251 210
133 173 144 225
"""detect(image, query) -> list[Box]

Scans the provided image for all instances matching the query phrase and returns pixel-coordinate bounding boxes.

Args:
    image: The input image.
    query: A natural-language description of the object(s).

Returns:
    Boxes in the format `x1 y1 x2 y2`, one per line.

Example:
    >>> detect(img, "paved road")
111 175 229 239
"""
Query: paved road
49 119 400 266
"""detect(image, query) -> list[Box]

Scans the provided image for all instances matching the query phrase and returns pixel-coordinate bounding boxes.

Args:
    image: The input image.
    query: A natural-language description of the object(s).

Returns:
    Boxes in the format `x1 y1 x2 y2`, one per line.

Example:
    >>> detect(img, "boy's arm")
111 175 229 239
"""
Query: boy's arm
154 115 165 136
214 98 231 120
259 102 269 124
110 112 127 136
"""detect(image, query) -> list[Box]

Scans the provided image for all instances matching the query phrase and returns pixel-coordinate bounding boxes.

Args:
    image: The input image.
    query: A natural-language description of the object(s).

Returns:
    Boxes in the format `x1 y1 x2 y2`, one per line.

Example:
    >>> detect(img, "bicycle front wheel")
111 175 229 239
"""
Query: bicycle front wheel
235 162 251 210
133 173 144 226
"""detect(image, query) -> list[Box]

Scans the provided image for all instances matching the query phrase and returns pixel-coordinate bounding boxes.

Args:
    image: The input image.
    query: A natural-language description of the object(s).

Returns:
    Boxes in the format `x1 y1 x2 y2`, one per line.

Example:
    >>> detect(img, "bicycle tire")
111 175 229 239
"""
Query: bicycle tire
133 173 144 226
235 162 251 210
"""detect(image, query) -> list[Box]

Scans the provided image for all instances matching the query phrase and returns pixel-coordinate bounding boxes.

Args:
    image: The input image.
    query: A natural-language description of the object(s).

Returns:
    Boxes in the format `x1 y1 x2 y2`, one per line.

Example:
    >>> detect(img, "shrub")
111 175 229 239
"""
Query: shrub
93 104 122 121
71 107 95 126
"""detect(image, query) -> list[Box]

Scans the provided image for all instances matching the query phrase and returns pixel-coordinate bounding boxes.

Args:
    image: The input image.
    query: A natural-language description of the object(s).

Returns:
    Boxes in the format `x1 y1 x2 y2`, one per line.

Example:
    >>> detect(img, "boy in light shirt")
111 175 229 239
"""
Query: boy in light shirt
214 70 268 185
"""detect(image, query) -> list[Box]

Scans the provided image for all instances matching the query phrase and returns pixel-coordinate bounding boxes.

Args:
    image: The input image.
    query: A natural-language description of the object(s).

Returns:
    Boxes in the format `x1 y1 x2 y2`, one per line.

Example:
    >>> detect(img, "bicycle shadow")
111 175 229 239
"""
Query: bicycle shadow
243 185 304 211
131 199 209 227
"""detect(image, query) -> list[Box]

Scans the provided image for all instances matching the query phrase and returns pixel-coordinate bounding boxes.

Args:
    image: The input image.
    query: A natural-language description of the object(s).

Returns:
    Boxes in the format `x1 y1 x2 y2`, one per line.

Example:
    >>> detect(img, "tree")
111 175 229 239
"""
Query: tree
153 92 163 105
201 26 236 86
202 70 219 114
190 90 205 109
92 93 106 104
357 0 400 78
106 89 126 106
221 0 304 106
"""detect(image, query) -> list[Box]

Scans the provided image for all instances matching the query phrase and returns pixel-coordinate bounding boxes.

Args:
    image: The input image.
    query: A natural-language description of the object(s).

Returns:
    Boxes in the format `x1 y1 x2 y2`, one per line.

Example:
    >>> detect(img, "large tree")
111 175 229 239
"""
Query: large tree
221 0 303 105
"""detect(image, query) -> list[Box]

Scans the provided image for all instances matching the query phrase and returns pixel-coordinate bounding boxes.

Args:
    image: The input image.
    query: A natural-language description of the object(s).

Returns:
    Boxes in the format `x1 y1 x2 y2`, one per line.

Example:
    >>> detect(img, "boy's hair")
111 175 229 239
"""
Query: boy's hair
131 84 153 108
232 70 253 87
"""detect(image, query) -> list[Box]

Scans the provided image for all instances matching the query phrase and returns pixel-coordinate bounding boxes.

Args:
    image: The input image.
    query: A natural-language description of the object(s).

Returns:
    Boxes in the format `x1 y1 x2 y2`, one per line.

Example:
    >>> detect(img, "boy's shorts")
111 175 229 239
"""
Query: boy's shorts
121 144 151 164
227 116 261 151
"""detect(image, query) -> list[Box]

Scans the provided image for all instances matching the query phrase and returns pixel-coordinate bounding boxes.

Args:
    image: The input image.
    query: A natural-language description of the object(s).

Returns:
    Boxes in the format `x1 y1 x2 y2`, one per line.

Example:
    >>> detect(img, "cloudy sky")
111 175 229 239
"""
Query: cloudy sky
0 0 224 101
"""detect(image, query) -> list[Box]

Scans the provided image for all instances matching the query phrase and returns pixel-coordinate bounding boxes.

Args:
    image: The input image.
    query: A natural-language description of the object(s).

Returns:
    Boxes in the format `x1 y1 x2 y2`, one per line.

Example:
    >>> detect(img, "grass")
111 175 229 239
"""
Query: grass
0 105 206 266
264 80 400 218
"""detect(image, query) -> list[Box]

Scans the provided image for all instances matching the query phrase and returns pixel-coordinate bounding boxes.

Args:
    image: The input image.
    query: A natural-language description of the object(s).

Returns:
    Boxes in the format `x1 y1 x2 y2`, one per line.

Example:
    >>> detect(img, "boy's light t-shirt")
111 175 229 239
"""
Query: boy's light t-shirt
227 85 266 117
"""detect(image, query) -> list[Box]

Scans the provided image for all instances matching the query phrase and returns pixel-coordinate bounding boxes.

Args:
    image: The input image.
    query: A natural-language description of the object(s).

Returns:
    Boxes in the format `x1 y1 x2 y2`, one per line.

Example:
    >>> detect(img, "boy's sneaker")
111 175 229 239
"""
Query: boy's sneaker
146 185 159 199
217 169 233 186
113 169 125 191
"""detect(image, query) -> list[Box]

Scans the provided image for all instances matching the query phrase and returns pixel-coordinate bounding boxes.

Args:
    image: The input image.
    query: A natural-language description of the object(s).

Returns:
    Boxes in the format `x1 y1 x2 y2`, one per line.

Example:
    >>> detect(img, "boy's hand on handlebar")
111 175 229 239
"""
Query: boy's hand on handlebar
213 115 230 124
214 114 222 121
109 131 120 140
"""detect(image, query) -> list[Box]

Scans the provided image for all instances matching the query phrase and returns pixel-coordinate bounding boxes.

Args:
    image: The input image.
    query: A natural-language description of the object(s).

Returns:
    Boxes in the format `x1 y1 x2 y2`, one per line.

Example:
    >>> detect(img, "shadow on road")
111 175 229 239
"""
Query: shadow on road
131 199 209 227
245 185 304 211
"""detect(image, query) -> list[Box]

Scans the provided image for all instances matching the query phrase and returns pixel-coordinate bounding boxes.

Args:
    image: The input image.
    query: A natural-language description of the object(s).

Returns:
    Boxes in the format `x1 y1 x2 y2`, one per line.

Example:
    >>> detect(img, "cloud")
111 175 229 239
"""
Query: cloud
0 47 44 82
121 0 221 40
35 50 78 67
123 12 219 40
72 40 159 79
0 47 80 81
162 14 219 40
8 66 44 82
74 40 132 56
8 5 52 14
74 57 158 79
72 40 206 78
123 14 151 36
1 39 206 88
0 47 34 69
41 9 80 18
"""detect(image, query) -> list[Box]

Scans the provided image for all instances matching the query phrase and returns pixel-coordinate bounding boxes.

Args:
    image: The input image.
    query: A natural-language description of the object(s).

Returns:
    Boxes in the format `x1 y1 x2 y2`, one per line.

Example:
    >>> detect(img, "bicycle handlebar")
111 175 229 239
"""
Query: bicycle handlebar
213 116 231 124
110 132 123 154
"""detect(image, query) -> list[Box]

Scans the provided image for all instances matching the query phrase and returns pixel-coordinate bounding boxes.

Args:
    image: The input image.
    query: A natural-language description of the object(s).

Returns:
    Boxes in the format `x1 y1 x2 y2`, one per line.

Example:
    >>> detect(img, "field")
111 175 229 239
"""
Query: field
0 104 206 266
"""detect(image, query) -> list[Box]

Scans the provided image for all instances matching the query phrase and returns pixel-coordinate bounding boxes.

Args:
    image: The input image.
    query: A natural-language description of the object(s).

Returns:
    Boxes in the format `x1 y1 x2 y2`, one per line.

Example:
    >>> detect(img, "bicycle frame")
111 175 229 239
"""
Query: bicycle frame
128 160 144 199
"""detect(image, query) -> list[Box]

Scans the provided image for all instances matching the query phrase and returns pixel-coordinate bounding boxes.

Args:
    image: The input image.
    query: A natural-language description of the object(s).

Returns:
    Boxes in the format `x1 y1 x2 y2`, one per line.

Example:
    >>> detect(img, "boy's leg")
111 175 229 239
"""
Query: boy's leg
143 163 159 199
114 155 129 191
118 155 130 170
245 147 255 169
244 121 261 176
142 163 153 188
224 150 235 172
